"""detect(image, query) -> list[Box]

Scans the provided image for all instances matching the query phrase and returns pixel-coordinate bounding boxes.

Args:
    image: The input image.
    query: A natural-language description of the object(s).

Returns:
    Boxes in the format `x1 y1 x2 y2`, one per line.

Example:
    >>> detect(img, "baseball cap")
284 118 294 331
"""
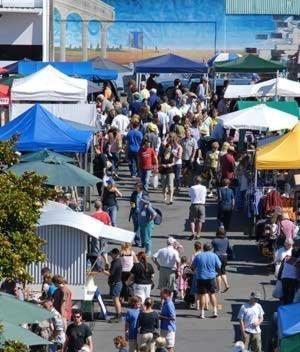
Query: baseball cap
167 237 176 245
250 292 261 300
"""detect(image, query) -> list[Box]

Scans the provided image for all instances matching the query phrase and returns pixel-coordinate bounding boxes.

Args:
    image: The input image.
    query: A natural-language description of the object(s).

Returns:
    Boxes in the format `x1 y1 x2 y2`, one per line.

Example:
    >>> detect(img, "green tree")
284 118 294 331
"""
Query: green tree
0 139 53 284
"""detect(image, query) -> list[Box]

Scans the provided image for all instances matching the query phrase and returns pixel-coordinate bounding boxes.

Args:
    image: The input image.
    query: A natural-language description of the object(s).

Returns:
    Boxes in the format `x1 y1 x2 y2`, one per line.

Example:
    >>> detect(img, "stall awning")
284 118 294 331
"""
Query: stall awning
215 54 286 73
18 61 117 80
237 101 300 118
134 53 208 74
256 123 300 170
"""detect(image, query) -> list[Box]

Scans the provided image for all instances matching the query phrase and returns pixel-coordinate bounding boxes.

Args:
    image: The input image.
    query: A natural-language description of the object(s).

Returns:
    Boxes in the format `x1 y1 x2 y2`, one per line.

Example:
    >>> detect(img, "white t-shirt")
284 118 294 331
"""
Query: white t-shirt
189 184 207 204
158 111 169 135
111 114 130 135
168 107 182 125
238 302 264 334
153 246 180 270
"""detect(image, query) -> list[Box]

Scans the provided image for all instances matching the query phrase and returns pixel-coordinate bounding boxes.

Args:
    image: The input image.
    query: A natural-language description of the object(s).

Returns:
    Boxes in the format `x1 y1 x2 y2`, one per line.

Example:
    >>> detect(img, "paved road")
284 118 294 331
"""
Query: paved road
90 165 277 352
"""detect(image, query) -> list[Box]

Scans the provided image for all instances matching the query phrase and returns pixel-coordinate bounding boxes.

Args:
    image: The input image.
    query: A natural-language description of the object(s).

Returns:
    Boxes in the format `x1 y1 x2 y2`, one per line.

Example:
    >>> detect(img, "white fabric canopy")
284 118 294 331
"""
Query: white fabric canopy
11 103 97 127
218 104 298 131
225 78 300 98
38 209 135 243
11 65 88 102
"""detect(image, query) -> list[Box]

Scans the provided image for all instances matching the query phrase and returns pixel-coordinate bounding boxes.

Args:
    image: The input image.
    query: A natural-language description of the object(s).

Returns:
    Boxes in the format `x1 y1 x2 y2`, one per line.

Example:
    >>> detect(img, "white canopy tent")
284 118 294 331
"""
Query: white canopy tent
11 65 88 102
218 104 298 131
225 78 300 99
38 209 135 243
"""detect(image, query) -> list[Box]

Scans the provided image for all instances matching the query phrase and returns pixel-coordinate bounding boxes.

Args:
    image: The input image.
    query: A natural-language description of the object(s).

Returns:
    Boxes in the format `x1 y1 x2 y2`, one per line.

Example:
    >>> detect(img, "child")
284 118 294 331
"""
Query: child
155 337 168 352
125 296 141 352
177 256 188 300
114 336 128 352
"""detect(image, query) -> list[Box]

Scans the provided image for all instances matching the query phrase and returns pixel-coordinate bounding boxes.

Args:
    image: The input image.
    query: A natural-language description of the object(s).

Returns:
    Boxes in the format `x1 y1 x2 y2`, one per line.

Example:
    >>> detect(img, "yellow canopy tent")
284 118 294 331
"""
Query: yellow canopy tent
256 123 300 170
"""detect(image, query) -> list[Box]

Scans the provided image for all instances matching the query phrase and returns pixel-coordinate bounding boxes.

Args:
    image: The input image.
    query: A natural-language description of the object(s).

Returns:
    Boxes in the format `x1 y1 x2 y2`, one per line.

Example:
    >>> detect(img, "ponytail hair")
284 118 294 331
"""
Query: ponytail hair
137 251 148 272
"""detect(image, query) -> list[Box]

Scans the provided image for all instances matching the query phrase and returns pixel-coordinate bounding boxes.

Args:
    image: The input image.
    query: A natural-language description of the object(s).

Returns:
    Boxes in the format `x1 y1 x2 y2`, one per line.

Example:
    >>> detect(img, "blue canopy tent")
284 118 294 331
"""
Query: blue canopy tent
3 58 31 74
0 104 92 152
134 53 208 74
18 61 117 80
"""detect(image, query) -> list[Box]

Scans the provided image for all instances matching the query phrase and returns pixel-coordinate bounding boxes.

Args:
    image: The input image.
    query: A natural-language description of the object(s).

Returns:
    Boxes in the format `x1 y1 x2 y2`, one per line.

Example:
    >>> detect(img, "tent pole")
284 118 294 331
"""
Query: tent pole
275 70 279 102
84 151 89 211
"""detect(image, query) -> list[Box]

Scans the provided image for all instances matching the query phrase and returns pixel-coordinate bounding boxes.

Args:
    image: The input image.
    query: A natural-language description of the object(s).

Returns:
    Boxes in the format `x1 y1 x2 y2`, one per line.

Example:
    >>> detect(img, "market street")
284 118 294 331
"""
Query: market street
92 165 277 352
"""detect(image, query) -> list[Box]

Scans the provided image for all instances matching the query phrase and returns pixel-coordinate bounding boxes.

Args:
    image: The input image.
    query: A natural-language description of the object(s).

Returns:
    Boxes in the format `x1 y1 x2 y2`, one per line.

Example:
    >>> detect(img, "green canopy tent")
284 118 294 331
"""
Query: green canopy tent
237 100 300 118
0 292 53 325
214 54 286 73
0 321 51 347
9 158 101 187
0 74 23 87
21 149 75 163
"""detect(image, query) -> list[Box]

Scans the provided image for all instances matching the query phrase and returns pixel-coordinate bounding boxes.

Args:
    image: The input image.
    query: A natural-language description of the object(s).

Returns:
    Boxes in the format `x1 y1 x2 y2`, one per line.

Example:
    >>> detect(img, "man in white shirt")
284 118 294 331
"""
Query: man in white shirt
157 103 169 138
188 176 207 240
167 100 182 127
238 292 264 352
111 107 130 136
152 237 180 302
140 81 150 101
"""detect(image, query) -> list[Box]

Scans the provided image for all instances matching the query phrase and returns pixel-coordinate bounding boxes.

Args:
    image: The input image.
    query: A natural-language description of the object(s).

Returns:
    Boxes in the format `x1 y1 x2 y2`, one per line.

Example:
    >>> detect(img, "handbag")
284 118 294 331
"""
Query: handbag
272 280 283 299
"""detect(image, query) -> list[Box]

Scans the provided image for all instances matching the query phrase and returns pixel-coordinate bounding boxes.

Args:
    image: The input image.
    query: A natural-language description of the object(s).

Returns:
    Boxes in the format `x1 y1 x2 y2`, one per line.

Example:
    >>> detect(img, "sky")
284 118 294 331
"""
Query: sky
53 0 276 50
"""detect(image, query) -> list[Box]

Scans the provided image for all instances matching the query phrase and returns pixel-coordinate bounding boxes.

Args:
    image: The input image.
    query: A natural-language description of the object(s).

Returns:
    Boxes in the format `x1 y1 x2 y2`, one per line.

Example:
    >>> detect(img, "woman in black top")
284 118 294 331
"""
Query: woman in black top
137 297 159 352
126 251 154 304
211 227 230 293
159 144 175 204
93 144 107 196
102 178 122 226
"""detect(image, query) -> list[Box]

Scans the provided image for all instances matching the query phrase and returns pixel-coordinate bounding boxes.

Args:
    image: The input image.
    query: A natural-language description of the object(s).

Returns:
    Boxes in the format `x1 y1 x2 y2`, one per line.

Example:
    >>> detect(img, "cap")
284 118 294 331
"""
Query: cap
250 292 261 300
167 237 176 245
106 177 115 185
147 123 157 133
109 248 120 256
200 126 209 135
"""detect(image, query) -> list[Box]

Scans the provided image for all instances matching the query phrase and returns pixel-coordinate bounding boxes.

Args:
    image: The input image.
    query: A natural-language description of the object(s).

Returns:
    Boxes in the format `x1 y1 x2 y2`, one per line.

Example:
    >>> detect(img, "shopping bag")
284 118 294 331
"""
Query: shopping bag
272 280 283 299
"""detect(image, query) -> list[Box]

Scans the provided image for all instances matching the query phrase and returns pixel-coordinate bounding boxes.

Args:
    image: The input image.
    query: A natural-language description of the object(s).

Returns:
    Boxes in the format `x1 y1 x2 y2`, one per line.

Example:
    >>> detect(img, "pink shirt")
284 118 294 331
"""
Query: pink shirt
280 219 296 240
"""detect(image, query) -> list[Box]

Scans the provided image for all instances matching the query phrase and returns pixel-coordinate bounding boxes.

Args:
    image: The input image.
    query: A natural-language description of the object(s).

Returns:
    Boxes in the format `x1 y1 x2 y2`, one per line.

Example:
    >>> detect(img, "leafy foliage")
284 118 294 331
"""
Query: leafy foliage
0 139 54 284
1 341 29 352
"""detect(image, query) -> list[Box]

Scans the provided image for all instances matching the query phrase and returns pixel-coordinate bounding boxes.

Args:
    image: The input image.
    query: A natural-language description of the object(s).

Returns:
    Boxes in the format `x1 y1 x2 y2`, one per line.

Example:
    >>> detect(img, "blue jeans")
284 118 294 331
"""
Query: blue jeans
128 151 139 177
103 205 118 226
132 212 140 245
110 152 119 174
140 169 152 191
140 221 154 255
174 164 182 188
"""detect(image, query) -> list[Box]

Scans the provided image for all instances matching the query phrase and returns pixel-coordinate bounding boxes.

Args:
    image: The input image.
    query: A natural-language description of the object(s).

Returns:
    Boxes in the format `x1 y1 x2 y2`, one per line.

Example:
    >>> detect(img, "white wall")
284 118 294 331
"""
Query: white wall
0 12 42 45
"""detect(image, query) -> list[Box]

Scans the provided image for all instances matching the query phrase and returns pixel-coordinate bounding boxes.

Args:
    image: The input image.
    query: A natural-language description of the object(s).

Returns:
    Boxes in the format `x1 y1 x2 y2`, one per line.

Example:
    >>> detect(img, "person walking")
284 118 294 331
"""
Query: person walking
138 138 158 192
102 178 122 227
152 237 180 303
169 133 183 192
137 298 159 352
138 195 157 256
160 289 176 352
205 141 220 198
62 310 93 352
125 296 141 352
126 120 143 178
159 144 175 204
126 251 155 303
188 176 207 240
52 276 72 329
238 292 264 352
104 248 123 323
180 128 197 177
93 145 107 197
191 243 221 319
120 243 138 302
129 182 148 247
211 227 230 292
217 178 235 231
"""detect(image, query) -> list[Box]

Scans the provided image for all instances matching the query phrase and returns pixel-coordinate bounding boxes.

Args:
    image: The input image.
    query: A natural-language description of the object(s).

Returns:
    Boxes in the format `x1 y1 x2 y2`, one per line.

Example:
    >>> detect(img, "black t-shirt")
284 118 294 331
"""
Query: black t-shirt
131 262 154 285
102 188 117 207
109 258 122 284
138 311 159 334
93 154 107 178
66 323 92 352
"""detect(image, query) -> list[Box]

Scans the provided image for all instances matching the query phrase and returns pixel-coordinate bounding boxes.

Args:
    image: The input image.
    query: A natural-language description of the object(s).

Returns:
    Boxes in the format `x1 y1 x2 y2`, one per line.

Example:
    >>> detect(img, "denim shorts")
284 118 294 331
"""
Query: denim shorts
109 281 122 298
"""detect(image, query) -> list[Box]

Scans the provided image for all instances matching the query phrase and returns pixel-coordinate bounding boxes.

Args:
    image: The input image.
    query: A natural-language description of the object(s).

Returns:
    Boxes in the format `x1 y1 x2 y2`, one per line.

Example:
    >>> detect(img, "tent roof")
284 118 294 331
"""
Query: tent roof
90 56 130 73
278 303 300 339
256 123 300 170
11 65 87 102
215 54 286 73
218 104 298 131
3 58 31 74
38 209 135 243
237 101 300 118
225 78 300 98
0 104 92 152
19 61 117 80
134 53 208 73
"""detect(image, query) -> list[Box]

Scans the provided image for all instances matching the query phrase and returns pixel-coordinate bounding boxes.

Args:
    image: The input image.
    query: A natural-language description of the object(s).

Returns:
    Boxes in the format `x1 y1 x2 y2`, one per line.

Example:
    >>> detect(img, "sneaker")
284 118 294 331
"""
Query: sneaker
207 192 214 198
212 312 218 318
200 314 205 319
189 234 195 240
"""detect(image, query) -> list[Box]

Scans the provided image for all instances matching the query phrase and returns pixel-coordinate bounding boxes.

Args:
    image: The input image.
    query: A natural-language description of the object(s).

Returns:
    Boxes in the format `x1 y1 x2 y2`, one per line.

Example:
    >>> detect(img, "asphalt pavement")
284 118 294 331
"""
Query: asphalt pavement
90 164 277 352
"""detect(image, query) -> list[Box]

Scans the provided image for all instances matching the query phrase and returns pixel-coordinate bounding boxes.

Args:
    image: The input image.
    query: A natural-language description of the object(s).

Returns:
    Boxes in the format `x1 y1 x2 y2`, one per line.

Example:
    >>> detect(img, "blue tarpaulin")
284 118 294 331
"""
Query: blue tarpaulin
134 53 208 74
18 61 117 80
0 104 92 152
4 58 31 74
278 303 300 339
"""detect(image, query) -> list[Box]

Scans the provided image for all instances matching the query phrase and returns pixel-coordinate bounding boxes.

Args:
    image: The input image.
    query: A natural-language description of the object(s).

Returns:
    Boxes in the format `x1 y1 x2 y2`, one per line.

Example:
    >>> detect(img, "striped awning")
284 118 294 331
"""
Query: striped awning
226 0 300 15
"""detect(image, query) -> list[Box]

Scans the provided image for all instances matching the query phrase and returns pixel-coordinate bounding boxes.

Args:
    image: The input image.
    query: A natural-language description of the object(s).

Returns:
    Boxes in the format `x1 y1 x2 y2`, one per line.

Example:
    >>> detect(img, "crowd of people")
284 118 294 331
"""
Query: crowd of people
3 74 299 352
